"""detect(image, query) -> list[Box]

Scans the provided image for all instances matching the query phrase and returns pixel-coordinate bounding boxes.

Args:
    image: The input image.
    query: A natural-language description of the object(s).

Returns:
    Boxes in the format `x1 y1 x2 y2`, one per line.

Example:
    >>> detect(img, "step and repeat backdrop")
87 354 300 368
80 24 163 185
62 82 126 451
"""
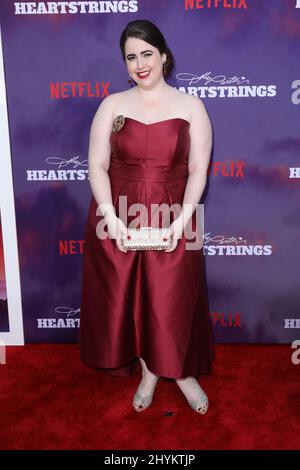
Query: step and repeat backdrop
0 0 299 345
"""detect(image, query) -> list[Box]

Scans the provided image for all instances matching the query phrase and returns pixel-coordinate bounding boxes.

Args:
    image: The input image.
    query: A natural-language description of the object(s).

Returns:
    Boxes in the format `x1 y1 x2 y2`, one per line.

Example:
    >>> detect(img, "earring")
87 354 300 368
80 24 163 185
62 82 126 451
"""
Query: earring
163 61 166 75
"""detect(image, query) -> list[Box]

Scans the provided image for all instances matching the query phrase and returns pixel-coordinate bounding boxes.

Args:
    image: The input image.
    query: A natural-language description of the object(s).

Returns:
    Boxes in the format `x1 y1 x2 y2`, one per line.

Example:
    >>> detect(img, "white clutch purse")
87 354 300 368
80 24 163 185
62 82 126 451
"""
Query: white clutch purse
121 227 172 251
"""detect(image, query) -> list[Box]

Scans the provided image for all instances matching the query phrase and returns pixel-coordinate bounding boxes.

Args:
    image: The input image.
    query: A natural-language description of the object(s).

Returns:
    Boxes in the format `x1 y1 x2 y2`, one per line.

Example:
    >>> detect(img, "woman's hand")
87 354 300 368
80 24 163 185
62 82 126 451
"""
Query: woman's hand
163 217 185 253
105 214 129 253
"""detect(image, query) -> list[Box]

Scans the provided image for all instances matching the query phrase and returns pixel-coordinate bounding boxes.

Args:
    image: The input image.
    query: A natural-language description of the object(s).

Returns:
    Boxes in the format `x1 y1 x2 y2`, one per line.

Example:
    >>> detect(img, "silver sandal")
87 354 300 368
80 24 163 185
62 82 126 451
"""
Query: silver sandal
187 385 209 414
132 392 154 412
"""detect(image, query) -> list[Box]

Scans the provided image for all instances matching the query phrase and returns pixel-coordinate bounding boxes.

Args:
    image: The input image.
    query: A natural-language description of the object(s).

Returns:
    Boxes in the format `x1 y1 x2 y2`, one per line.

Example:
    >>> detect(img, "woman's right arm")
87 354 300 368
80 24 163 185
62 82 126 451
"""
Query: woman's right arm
88 95 128 252
88 94 116 219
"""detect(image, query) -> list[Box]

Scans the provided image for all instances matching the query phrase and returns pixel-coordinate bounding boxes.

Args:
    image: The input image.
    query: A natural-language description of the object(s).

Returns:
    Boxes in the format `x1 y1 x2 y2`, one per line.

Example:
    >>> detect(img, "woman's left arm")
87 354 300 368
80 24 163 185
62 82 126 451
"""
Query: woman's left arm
164 97 212 252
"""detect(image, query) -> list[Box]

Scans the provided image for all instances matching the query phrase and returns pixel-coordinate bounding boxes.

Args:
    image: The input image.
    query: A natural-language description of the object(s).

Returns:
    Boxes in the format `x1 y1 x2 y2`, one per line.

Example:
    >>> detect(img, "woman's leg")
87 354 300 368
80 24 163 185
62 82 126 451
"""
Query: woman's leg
132 357 159 412
175 376 209 414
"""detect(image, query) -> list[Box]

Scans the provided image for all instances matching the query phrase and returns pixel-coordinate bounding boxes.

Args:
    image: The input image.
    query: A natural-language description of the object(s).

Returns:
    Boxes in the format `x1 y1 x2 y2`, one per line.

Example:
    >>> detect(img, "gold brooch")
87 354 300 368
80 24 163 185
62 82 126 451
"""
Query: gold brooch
112 115 125 133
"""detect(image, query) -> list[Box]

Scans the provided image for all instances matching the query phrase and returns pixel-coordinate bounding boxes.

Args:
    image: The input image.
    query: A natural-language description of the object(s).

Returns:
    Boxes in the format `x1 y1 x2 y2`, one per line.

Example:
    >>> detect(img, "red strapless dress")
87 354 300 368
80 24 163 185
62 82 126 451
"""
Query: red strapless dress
80 116 215 378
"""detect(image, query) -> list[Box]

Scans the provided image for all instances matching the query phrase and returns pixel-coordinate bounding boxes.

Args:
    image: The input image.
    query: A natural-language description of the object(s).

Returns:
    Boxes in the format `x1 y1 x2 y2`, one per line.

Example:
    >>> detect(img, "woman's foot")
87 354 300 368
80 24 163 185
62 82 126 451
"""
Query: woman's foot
175 376 209 414
132 358 159 412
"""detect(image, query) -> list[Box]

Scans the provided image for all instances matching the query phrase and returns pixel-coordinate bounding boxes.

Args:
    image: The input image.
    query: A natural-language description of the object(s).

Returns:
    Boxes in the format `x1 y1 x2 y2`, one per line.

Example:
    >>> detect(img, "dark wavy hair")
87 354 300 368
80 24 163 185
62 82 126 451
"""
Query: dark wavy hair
119 19 175 80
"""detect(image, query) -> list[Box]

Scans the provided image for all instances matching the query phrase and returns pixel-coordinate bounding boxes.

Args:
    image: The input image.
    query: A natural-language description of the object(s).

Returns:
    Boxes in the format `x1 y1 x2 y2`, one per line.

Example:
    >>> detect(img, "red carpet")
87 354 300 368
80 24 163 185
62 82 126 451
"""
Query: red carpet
0 344 299 450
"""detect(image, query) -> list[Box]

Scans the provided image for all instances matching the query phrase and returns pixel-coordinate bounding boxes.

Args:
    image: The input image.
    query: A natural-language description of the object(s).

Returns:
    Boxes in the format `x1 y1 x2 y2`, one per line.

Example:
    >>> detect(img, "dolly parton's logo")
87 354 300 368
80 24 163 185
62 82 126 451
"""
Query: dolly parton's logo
26 155 88 181
177 71 250 86
37 307 80 329
176 71 276 98
45 156 88 169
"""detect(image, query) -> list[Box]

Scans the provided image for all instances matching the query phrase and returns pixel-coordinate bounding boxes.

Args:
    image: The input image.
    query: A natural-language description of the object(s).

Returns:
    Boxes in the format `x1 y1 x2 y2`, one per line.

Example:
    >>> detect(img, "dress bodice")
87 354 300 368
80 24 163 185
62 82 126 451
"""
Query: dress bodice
109 116 190 182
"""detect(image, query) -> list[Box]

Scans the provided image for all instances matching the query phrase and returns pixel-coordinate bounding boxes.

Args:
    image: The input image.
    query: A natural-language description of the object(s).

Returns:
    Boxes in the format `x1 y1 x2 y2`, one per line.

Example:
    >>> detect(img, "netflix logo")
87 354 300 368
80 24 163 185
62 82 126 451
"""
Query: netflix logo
50 81 110 99
207 161 245 177
211 312 242 328
59 240 85 255
185 0 248 10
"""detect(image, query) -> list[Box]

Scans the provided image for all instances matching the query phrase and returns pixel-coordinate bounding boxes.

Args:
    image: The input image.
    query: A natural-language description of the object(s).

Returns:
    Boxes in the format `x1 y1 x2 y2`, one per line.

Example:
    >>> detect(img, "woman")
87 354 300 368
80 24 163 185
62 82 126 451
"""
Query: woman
80 19 215 413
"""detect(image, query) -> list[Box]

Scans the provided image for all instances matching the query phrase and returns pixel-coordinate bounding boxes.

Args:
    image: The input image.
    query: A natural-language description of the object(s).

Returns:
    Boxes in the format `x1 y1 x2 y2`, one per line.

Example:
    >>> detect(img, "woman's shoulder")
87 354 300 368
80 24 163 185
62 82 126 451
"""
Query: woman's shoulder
179 90 205 109
167 88 205 123
98 90 126 106
181 93 209 124
97 90 132 115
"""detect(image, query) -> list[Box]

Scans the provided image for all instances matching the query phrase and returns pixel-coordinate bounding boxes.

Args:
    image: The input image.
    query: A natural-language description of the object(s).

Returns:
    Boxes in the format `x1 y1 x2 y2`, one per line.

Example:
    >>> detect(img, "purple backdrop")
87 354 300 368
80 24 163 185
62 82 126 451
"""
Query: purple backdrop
0 0 299 343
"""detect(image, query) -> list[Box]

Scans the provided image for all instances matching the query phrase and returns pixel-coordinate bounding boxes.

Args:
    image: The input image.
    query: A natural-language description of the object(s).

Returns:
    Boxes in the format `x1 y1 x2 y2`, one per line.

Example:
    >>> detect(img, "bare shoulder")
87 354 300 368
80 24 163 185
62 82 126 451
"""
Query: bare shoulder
170 87 189 105
101 89 135 119
182 94 207 118
95 90 124 114
170 89 208 123
184 94 212 131
91 91 128 133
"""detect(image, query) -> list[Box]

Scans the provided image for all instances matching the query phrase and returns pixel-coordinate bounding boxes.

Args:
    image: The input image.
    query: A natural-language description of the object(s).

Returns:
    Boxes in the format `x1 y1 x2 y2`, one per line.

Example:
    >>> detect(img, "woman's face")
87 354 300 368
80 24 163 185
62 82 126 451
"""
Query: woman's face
124 37 166 86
